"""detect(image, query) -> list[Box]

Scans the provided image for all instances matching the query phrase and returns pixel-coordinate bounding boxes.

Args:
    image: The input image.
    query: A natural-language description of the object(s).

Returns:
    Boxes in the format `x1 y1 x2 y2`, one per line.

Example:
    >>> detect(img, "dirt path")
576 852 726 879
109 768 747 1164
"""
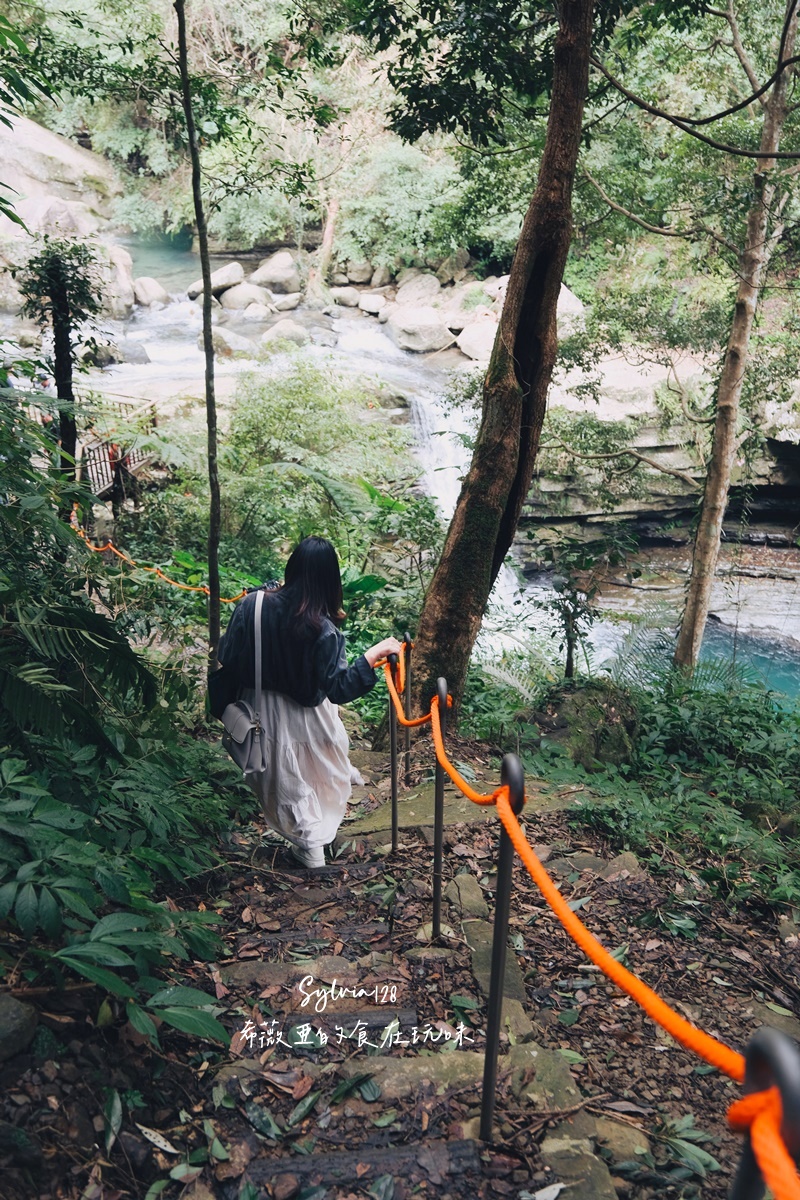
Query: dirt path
2 743 798 1200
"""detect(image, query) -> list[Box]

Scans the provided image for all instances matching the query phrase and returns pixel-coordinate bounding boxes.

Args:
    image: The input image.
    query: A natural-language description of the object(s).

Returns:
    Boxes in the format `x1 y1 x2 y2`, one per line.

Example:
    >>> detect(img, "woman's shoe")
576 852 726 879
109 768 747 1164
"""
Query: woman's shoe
289 843 326 869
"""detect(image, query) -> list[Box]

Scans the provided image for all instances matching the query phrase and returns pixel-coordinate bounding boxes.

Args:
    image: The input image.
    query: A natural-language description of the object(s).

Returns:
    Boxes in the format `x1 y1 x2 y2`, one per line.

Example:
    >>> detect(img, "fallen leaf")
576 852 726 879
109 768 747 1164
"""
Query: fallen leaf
214 1140 252 1181
533 1185 567 1200
291 1075 314 1101
135 1124 180 1155
356 1163 371 1178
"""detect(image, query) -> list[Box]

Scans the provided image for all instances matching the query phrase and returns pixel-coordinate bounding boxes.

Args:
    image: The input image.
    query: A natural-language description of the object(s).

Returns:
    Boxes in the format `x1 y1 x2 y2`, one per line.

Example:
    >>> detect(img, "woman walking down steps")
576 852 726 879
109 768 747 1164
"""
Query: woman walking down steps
214 537 401 869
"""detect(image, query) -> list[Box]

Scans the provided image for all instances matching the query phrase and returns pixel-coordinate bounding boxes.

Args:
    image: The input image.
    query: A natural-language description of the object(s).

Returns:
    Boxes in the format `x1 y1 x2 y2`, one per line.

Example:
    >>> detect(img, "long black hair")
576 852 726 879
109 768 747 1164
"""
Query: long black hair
279 536 345 638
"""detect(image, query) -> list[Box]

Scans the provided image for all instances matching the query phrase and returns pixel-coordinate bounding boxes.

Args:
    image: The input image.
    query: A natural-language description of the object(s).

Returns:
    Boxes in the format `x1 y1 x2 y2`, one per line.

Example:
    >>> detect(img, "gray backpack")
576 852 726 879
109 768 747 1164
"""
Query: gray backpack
221 588 268 777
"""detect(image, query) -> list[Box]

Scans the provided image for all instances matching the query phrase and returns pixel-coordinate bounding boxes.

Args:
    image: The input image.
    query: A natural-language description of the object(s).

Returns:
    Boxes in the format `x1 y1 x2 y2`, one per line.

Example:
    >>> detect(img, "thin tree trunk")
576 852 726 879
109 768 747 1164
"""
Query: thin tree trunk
51 258 76 526
674 5 797 671
411 0 596 715
50 262 75 484
306 196 339 308
175 0 222 667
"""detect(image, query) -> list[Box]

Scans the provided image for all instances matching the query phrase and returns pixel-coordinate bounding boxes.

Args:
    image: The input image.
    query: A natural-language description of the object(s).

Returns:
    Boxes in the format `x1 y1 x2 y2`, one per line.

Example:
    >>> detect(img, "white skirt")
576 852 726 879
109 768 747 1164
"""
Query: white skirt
239 689 352 850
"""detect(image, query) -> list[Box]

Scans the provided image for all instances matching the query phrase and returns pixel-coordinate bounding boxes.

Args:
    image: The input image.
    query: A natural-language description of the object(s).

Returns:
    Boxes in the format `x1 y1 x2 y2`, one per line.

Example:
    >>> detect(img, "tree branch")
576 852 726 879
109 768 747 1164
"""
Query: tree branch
544 435 703 489
725 0 766 101
582 169 739 255
589 56 800 158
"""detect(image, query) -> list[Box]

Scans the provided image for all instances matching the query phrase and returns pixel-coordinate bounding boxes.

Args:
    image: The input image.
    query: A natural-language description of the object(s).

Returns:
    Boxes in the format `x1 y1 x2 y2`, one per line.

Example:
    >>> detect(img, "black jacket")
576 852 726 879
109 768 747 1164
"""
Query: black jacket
212 587 376 713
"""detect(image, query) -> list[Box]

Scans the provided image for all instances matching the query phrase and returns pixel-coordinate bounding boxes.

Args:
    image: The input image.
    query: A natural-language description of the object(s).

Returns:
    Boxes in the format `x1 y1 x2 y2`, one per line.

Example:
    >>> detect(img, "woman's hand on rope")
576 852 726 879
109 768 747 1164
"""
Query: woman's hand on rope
364 636 403 668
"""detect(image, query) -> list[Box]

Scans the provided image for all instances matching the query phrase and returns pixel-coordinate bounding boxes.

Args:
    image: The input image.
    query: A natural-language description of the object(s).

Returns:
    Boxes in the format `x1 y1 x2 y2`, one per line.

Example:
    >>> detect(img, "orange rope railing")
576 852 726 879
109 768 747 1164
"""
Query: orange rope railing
384 643 800 1199
74 526 247 603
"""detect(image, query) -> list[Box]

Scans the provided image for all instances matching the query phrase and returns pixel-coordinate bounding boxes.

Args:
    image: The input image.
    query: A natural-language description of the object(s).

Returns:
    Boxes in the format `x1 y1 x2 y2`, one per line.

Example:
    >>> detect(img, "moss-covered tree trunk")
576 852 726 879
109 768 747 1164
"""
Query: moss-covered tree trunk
175 0 222 666
674 9 797 672
411 0 596 715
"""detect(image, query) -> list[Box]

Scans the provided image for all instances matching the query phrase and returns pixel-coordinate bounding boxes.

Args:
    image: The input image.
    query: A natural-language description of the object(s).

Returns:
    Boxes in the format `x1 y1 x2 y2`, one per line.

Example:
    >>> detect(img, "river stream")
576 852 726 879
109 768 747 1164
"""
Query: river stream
23 240 800 700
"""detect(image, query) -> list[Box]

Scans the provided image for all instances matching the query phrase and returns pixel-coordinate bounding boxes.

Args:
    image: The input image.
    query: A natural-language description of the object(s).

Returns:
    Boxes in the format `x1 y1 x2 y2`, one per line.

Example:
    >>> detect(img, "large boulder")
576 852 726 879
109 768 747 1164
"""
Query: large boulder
242 302 273 322
370 264 392 288
249 251 301 294
219 281 274 310
199 326 255 357
97 244 135 319
78 337 150 367
330 286 360 308
134 276 170 307
436 248 470 285
187 261 244 299
557 283 585 335
274 292 301 311
346 258 373 284
0 114 120 243
358 292 386 315
0 994 37 1062
482 274 509 300
395 266 422 287
386 305 453 353
260 319 310 347
395 272 441 307
457 320 498 362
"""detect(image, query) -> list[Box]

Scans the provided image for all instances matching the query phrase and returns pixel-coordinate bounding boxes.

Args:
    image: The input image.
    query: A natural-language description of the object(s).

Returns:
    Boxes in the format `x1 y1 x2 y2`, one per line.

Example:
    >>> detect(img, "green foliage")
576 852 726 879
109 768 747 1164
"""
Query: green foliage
335 141 461 267
115 356 443 660
521 655 800 906
338 0 706 145
17 235 103 330
0 389 251 1003
529 530 639 677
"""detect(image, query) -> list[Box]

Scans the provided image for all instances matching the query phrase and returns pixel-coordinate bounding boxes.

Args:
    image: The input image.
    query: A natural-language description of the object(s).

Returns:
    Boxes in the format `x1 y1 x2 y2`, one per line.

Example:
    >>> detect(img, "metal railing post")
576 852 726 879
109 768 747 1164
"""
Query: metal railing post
432 676 448 940
388 653 399 855
729 1027 800 1200
403 632 413 786
480 754 525 1143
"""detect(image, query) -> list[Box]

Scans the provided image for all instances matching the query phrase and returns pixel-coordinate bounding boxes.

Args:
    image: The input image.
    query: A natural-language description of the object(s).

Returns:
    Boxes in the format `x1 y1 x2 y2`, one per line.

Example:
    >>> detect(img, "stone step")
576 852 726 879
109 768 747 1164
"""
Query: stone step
344 779 583 836
242 1138 483 1190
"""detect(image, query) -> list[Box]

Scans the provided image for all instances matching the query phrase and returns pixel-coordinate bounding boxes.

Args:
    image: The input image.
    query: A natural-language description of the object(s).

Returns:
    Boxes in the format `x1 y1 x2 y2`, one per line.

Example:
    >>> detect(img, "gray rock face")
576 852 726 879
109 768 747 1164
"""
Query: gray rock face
249 251 301 294
456 320 497 362
187 262 244 299
242 302 273 322
96 244 135 319
274 292 301 311
346 258 373 284
386 305 453 353
436 248 470 284
395 266 422 287
0 114 120 245
260 319 310 347
330 286 361 307
358 292 386 315
219 281 274 310
370 264 392 288
395 272 441 307
0 994 37 1062
134 276 170 307
557 283 585 334
198 326 254 357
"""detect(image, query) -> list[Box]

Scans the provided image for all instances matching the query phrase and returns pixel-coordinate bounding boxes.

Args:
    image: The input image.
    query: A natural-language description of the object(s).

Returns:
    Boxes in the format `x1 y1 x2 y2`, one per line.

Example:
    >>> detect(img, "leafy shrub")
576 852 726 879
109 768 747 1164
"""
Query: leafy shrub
0 394 251 1015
